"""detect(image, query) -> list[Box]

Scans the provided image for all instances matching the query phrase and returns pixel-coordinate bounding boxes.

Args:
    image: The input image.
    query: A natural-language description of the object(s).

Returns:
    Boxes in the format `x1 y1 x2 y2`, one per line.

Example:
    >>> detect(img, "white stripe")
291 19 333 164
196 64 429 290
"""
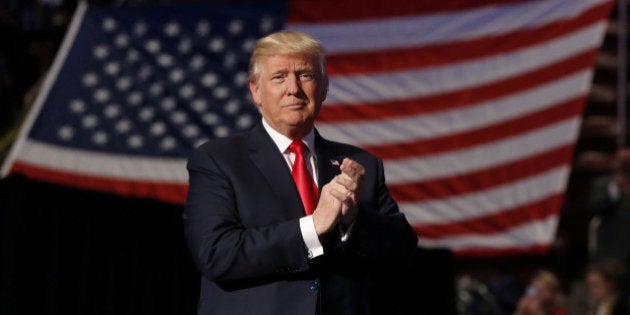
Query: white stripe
15 139 188 183
288 0 607 53
317 70 590 146
416 216 559 251
383 118 579 184
400 166 568 225
0 2 89 177
323 23 604 105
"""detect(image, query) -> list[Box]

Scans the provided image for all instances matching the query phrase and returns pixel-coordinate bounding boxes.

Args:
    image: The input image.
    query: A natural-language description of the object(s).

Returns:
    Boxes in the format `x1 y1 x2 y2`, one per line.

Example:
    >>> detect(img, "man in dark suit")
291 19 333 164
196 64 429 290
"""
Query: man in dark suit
183 30 418 315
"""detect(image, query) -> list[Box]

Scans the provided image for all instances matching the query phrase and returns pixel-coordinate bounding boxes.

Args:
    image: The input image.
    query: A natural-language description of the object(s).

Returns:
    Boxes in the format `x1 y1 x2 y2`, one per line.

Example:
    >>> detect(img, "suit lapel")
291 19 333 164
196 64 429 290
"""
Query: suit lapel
314 130 342 190
248 124 305 217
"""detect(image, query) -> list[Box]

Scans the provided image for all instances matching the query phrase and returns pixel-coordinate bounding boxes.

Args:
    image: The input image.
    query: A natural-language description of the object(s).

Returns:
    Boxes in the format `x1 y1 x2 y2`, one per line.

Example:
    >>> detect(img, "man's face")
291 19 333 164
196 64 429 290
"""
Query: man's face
249 53 327 138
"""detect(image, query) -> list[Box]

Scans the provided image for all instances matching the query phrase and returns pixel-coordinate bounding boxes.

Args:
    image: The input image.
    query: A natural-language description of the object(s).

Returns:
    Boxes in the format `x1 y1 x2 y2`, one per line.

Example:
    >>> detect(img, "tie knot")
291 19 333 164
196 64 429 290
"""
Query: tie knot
289 140 307 155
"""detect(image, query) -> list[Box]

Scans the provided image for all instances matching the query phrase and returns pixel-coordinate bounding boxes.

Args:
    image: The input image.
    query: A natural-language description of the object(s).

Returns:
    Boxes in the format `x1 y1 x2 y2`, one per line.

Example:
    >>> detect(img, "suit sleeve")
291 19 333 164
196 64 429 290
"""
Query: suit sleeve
341 157 418 266
183 148 311 283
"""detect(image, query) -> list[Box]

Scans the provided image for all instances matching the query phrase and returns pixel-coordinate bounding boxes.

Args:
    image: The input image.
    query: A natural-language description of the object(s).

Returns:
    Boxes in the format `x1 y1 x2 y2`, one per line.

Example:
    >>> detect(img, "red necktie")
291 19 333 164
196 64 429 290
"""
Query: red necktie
289 140 319 215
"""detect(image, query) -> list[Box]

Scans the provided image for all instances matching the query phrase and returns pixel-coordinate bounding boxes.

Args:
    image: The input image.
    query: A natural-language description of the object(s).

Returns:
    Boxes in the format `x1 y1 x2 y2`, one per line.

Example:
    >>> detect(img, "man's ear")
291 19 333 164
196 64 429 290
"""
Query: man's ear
249 80 261 107
319 75 329 103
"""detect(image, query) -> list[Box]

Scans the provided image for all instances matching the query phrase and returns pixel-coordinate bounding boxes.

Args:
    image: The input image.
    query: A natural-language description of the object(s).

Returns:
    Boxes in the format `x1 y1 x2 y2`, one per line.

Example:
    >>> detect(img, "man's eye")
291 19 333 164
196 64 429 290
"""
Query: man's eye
300 73 314 80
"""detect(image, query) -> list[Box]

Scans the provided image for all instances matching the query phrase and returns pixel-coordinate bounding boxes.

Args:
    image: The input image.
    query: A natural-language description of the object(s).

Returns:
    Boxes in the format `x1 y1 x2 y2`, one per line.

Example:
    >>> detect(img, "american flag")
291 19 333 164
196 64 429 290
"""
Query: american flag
1 0 613 257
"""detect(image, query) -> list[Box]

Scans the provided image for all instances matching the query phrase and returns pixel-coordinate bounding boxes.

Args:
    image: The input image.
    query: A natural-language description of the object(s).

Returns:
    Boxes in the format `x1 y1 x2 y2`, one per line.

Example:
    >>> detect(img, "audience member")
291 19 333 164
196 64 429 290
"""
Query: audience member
585 260 629 315
513 270 568 315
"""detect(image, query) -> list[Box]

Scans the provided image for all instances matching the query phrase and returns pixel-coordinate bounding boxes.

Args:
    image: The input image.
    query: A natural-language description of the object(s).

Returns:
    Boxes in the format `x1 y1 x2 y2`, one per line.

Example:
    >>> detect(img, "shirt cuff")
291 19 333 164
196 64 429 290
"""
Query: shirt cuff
339 222 355 242
299 215 324 259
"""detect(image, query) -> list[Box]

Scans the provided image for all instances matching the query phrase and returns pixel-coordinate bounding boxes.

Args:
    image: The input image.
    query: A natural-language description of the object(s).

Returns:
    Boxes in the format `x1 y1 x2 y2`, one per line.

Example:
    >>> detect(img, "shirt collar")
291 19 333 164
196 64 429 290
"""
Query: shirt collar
262 118 315 154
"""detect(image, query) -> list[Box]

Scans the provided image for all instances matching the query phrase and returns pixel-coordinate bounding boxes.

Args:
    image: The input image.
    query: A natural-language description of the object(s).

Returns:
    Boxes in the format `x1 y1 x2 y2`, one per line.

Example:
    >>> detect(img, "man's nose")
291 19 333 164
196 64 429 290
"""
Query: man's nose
285 74 301 95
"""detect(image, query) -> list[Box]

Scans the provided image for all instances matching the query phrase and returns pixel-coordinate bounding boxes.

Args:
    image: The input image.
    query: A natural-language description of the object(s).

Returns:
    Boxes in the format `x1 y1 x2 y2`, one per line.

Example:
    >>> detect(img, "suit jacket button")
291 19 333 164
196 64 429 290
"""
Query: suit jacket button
309 280 319 291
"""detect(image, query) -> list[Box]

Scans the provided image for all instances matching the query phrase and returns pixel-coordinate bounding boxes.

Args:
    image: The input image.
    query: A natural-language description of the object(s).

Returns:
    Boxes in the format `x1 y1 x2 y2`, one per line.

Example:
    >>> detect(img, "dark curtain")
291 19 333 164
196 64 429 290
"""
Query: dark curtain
0 175 455 315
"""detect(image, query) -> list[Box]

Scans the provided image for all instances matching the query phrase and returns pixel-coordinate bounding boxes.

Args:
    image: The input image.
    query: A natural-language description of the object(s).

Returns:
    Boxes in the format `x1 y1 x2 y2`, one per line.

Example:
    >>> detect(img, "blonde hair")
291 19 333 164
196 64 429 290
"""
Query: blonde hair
248 31 327 84
532 270 565 310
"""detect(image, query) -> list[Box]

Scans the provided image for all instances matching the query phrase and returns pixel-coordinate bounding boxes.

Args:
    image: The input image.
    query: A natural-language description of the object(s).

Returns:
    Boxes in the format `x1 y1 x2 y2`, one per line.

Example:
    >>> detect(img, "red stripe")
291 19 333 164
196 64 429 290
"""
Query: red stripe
389 145 574 202
288 0 532 23
365 96 585 160
11 162 188 204
453 244 551 257
412 194 564 238
322 2 611 75
318 49 598 122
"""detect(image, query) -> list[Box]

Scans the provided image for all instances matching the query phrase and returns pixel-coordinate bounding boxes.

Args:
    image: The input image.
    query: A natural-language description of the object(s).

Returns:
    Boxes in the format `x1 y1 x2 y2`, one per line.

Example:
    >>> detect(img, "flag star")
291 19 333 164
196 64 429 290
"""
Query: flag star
179 84 196 99
126 49 140 63
227 20 244 35
127 91 143 106
237 114 254 129
127 134 144 148
183 125 200 138
115 33 129 48
82 115 99 129
69 99 86 113
92 131 109 145
169 68 185 83
196 20 211 37
202 112 219 125
214 126 230 138
178 38 192 54
94 88 111 103
189 54 206 71
138 107 155 121
115 119 132 133
57 125 75 140
223 53 237 69
213 86 229 99
234 71 248 87
104 61 121 76
133 22 147 37
160 136 177 151
103 103 121 118
82 72 99 87
160 97 176 111
116 76 132 91
138 65 153 81
224 99 241 115
171 110 188 124
260 16 275 33
145 39 161 54
150 121 167 136
149 82 164 97
201 72 218 87
208 37 225 52
93 45 110 59
191 99 208 112
241 38 256 52
157 53 174 67
102 18 117 32
164 22 181 37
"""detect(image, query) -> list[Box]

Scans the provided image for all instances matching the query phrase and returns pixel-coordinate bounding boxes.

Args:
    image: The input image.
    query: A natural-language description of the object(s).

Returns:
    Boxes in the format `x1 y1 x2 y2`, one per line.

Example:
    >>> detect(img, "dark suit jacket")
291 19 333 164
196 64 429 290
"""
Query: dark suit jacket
183 123 418 315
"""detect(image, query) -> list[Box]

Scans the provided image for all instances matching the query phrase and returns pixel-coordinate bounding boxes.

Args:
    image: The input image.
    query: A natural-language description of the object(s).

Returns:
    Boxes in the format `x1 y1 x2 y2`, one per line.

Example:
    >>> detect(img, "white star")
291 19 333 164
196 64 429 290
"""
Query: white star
169 68 185 83
237 114 254 129
93 45 109 59
115 119 132 133
214 126 230 138
127 134 144 148
178 38 192 54
94 88 111 103
202 112 219 125
241 38 256 52
116 76 132 91
69 99 86 114
164 22 181 37
157 53 174 67
179 84 196 99
213 86 229 99
92 131 108 145
201 72 218 87
160 136 177 151
171 110 188 124
183 125 200 138
227 20 244 35
102 18 117 32
150 121 167 136
234 71 248 87
126 49 140 63
260 16 275 33
138 65 153 81
133 22 147 37
115 33 129 48
196 20 211 36
161 97 176 111
223 53 237 69
149 82 164 97
103 103 121 118
224 99 240 115
191 99 207 112
138 107 155 121
82 72 99 87
189 54 206 71
145 39 161 54
208 37 225 52
104 61 121 76
127 91 143 106
82 115 99 129
57 125 75 140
